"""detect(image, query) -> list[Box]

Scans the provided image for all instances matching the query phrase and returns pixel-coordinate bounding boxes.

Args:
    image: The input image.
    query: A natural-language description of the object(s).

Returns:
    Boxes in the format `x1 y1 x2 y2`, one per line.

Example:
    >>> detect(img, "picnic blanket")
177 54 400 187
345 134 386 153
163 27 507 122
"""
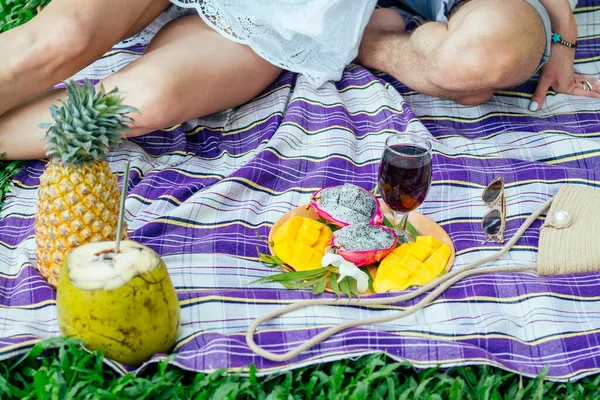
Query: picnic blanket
2 1 600 381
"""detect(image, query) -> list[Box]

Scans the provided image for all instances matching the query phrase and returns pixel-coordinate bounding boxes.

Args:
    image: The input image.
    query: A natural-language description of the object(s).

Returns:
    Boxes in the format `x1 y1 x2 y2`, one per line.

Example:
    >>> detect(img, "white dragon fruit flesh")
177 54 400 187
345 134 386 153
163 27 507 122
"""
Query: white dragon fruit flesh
331 223 397 267
309 184 384 227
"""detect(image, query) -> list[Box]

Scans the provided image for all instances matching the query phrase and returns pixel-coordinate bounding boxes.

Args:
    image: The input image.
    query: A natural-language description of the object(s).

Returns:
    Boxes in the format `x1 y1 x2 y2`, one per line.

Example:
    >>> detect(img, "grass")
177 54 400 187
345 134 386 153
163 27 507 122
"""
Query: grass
2 1 600 399
0 0 50 33
0 156 25 212
2 337 599 400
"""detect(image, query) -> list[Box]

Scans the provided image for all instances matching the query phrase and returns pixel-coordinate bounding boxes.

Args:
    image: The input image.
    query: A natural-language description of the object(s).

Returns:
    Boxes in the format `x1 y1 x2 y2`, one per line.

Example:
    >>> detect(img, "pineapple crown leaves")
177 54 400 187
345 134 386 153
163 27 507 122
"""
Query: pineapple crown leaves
41 79 139 166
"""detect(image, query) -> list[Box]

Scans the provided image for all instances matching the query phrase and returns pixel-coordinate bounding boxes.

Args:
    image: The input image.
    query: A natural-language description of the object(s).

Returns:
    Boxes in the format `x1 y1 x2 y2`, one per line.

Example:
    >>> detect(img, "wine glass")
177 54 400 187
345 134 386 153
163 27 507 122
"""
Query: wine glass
378 134 433 241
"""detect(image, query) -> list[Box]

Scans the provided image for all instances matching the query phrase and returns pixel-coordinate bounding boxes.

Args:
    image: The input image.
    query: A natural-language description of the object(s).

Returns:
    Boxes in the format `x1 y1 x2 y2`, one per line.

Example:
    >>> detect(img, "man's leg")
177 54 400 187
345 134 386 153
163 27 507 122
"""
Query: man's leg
0 0 170 116
0 15 281 160
357 0 547 105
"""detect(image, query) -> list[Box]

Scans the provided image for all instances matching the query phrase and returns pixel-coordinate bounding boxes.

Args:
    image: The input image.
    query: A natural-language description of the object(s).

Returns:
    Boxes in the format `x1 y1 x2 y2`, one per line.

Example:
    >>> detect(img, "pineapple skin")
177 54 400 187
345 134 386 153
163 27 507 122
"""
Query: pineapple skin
34 160 125 287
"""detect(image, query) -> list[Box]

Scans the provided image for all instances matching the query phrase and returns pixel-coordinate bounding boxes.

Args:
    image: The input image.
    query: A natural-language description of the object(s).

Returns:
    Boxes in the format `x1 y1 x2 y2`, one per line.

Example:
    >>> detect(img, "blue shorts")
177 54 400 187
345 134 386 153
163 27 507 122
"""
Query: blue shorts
392 0 578 74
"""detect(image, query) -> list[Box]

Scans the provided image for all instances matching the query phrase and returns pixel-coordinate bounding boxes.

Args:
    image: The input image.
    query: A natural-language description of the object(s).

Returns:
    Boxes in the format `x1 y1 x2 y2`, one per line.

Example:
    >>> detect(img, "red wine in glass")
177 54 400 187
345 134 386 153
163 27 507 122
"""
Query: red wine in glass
378 135 432 240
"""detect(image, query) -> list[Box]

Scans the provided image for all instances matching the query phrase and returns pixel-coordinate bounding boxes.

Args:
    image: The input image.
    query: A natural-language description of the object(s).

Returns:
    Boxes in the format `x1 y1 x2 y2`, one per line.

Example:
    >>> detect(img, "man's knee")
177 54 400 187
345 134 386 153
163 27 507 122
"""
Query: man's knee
429 0 546 92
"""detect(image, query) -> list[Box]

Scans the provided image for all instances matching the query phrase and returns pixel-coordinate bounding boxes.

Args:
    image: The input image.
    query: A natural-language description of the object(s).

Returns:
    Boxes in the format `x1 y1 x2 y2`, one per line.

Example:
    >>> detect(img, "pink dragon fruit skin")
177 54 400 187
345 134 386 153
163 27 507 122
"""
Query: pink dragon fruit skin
309 184 384 228
330 224 398 267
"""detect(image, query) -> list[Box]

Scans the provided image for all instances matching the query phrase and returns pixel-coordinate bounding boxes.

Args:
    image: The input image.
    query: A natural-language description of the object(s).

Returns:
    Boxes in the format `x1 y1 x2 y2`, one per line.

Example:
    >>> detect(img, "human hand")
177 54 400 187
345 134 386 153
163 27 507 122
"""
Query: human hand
529 44 600 111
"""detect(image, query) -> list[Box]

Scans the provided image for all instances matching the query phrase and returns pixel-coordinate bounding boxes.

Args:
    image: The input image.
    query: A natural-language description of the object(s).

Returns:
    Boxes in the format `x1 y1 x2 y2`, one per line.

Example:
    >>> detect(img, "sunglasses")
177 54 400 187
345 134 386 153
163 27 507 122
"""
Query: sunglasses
481 176 506 244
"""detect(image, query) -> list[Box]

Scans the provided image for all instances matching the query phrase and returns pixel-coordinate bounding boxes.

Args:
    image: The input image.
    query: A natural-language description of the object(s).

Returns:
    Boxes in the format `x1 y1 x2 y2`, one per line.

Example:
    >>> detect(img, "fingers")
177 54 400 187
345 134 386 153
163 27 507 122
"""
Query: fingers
530 74 600 111
569 87 600 99
529 76 552 112
573 74 600 94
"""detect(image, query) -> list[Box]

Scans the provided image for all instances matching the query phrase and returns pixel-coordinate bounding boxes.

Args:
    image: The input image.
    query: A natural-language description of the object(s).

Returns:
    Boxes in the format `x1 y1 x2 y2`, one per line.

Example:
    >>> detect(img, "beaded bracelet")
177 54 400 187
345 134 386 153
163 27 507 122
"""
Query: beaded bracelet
552 33 578 48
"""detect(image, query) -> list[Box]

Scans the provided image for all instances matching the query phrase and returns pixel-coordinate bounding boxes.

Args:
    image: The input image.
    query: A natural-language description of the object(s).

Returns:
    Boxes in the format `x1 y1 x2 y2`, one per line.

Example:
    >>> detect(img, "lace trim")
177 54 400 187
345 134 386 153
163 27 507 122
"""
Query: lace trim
114 5 196 49
168 0 377 87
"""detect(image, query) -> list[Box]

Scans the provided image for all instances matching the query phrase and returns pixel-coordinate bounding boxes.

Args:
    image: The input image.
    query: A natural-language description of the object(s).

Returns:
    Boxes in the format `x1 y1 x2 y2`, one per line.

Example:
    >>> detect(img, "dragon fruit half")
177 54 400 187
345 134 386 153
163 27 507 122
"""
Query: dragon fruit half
309 184 384 227
330 224 398 267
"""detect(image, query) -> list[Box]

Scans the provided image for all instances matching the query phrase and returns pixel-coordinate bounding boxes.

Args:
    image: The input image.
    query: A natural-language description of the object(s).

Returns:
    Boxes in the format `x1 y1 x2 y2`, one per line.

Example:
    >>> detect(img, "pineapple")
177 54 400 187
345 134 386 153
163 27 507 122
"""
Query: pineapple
34 79 137 287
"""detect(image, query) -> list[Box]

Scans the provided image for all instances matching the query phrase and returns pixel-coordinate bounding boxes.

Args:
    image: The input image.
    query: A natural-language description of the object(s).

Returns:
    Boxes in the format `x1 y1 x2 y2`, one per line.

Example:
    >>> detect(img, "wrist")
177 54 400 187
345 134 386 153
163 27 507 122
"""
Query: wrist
551 33 577 49
551 14 578 43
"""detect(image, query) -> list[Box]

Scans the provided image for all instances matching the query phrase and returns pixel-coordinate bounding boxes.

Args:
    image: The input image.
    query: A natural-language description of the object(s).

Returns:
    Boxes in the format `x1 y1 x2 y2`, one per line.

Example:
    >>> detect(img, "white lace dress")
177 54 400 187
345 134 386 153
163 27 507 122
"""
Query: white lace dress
168 0 378 87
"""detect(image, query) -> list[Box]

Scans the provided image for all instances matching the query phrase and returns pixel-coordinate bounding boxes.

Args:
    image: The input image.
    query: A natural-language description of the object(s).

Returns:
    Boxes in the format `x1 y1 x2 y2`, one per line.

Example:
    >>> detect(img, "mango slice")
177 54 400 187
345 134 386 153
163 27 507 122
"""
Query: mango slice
272 216 333 271
374 236 452 292
410 242 434 262
416 235 443 249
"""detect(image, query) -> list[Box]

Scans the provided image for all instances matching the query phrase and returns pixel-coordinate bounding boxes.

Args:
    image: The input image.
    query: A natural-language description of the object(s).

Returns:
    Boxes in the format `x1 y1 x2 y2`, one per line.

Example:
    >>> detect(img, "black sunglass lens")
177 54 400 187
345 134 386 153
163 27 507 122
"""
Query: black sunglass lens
483 209 502 235
483 179 502 203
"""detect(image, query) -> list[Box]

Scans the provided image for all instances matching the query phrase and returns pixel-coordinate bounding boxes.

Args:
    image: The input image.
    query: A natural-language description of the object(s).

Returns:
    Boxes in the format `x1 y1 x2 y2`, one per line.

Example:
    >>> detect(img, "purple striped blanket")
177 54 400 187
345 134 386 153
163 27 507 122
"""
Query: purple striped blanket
1 1 600 381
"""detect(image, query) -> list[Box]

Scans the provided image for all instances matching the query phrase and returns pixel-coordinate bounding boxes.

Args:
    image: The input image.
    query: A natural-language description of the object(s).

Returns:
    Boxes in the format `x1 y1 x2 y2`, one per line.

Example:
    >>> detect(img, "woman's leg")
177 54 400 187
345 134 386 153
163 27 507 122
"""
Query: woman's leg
0 15 281 160
0 0 170 116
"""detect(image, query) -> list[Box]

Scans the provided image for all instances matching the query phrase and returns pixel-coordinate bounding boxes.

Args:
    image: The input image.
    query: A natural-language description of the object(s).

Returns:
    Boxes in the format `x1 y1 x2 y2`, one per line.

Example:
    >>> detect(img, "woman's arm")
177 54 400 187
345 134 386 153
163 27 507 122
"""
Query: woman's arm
529 0 600 111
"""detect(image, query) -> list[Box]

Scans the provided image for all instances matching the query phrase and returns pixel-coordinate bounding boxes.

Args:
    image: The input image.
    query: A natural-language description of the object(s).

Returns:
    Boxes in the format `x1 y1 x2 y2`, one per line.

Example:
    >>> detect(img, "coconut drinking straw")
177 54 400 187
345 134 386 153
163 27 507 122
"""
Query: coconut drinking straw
246 184 600 361
114 161 130 255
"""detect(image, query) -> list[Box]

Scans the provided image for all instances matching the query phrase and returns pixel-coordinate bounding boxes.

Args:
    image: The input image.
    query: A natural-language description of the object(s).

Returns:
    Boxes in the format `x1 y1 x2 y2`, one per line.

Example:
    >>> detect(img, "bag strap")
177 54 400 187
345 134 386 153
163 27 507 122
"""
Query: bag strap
246 197 555 362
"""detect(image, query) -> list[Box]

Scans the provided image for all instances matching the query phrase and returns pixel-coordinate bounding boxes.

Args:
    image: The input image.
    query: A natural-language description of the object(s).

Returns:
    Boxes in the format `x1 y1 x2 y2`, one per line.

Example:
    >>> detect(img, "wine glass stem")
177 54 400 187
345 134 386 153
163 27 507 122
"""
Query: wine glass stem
394 211 414 242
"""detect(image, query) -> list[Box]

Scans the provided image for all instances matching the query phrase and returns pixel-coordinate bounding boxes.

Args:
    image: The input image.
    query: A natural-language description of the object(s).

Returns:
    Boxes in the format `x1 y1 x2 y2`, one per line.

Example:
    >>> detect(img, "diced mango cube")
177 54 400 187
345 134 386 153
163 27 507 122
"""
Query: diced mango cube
297 224 321 246
393 243 412 259
412 265 434 282
312 238 331 252
376 260 396 282
399 253 422 274
404 274 425 288
312 226 334 251
273 240 295 264
302 218 325 231
423 243 451 276
290 242 319 271
416 236 443 249
317 225 334 242
374 268 409 293
434 243 452 260
308 249 325 270
379 252 403 270
410 242 434 262
272 216 304 243
424 252 447 277
388 267 410 286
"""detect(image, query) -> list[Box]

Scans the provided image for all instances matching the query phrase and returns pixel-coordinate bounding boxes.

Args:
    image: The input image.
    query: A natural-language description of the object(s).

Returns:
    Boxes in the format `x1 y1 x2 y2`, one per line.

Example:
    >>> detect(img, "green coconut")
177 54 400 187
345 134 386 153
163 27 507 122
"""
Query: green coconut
57 240 180 366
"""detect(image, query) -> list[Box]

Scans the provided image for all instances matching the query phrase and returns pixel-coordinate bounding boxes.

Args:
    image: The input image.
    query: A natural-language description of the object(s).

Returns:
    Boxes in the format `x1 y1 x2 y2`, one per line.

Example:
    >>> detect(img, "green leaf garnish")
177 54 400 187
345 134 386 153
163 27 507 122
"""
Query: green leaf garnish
257 251 286 269
406 222 420 241
251 268 328 285
312 275 328 294
316 218 339 232
330 273 341 298
282 277 327 290
382 214 419 244
347 277 360 299
365 268 376 294
338 277 352 299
